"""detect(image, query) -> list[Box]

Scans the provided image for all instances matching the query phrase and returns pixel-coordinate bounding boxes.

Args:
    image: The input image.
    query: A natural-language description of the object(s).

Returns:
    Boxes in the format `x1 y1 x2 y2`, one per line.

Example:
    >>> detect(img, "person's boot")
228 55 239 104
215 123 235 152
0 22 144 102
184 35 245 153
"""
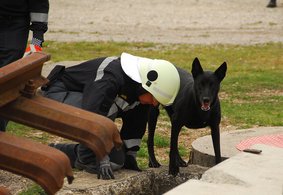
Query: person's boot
267 0 277 7
49 143 78 168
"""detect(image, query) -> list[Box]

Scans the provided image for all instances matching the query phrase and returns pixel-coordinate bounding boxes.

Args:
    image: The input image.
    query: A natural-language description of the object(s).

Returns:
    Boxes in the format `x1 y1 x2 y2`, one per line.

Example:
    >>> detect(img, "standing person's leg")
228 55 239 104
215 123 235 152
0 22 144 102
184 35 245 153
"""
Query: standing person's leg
0 16 30 131
267 0 277 7
0 16 29 67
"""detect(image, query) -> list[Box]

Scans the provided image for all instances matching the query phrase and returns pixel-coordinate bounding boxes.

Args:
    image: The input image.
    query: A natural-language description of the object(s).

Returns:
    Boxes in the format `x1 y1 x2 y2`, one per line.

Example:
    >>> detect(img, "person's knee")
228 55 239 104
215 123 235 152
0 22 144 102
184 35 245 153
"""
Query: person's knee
109 147 125 170
110 162 124 171
77 144 97 164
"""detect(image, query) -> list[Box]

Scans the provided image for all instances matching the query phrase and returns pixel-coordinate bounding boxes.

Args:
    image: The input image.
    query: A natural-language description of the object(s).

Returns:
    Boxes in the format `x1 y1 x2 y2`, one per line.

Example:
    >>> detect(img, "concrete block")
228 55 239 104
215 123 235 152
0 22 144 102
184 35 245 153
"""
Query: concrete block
190 127 283 167
166 144 283 195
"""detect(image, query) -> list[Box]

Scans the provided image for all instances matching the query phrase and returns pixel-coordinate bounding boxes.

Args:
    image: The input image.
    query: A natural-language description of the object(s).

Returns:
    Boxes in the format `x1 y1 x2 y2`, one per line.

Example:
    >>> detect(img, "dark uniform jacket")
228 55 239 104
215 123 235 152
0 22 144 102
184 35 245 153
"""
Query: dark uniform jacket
0 0 49 42
48 57 149 151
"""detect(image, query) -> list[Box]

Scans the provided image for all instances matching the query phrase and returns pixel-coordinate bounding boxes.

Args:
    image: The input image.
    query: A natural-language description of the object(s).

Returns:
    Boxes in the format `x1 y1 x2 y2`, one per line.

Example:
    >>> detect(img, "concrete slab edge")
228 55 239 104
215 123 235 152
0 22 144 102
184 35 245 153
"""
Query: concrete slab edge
166 144 283 195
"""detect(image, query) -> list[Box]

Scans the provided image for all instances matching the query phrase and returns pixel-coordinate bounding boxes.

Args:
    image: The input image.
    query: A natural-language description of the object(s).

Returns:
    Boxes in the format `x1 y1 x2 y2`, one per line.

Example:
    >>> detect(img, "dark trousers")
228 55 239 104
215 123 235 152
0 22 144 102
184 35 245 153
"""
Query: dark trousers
0 16 30 131
0 16 29 67
41 81 124 167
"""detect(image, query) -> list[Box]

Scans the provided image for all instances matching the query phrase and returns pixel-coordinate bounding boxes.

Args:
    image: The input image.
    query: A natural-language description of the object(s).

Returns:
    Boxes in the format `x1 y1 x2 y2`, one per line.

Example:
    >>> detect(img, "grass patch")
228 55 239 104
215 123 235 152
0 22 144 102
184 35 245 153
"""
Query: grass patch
148 134 170 148
20 184 46 195
7 122 34 137
7 122 52 144
222 95 283 128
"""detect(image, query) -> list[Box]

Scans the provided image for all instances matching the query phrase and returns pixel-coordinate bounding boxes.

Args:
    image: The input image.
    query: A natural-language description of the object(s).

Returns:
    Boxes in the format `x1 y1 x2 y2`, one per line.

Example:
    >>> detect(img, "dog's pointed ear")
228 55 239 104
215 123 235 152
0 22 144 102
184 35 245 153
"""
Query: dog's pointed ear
191 57 203 79
214 62 227 82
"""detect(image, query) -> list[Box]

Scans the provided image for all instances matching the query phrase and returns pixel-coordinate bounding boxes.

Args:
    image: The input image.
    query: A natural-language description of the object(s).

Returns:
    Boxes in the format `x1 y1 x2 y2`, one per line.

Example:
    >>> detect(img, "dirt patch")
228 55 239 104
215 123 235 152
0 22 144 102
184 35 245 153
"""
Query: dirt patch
46 0 283 44
0 170 33 194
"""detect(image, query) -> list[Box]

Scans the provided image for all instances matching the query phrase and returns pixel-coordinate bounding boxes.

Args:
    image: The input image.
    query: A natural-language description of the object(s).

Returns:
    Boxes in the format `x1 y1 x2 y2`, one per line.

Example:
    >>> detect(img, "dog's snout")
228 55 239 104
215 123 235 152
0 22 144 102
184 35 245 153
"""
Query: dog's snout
203 97 210 103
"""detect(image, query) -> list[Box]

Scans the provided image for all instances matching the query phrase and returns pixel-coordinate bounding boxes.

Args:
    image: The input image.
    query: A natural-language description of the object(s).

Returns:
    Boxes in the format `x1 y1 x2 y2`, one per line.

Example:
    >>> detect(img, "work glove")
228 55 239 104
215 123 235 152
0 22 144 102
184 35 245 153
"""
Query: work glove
123 154 142 172
97 155 114 180
23 44 42 58
23 36 43 58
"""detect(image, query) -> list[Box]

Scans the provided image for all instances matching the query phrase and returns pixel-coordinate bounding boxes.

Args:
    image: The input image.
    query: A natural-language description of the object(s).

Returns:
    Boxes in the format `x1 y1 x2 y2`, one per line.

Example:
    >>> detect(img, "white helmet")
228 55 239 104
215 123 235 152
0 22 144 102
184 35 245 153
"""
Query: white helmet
121 52 180 106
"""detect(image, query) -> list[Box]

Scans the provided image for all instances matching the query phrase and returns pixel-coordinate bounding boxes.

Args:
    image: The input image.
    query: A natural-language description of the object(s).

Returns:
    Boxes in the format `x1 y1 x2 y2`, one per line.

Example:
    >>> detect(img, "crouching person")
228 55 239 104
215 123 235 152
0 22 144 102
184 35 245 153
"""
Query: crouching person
42 52 180 180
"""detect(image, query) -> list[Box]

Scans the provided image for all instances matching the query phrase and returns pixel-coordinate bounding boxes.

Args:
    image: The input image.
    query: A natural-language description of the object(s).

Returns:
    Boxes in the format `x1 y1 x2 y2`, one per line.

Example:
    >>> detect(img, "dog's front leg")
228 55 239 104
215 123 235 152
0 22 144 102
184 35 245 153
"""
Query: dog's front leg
176 150 187 167
210 125 222 164
147 106 161 168
169 125 181 176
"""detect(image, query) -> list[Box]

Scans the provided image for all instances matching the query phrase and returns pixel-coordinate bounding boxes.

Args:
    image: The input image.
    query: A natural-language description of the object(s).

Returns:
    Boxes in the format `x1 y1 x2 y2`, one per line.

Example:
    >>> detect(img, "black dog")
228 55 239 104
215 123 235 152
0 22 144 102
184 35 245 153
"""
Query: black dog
147 57 227 176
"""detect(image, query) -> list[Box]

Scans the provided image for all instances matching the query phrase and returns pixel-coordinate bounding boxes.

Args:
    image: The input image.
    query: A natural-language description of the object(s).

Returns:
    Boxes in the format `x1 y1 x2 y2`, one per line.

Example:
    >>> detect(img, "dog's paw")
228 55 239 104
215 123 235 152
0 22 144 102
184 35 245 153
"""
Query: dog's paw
148 162 161 168
148 160 161 168
176 157 188 167
169 164 179 176
215 158 222 165
177 160 187 167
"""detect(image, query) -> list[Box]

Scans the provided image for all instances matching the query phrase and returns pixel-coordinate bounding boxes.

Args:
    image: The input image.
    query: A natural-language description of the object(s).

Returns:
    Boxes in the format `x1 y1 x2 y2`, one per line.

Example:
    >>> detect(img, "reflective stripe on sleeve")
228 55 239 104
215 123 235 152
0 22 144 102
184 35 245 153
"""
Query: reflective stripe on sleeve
114 96 140 112
94 56 118 81
30 13 48 23
107 103 118 118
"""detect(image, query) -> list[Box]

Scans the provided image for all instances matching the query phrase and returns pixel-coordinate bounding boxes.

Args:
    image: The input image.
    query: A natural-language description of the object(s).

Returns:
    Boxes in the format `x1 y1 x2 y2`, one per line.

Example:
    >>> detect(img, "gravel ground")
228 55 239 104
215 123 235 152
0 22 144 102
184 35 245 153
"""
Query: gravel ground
1 0 283 194
46 0 283 44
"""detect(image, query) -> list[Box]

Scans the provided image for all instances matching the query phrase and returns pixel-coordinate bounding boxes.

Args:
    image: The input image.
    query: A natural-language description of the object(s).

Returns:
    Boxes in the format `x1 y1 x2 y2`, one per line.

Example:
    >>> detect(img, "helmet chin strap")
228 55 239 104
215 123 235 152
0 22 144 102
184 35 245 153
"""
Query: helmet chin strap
136 85 148 96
